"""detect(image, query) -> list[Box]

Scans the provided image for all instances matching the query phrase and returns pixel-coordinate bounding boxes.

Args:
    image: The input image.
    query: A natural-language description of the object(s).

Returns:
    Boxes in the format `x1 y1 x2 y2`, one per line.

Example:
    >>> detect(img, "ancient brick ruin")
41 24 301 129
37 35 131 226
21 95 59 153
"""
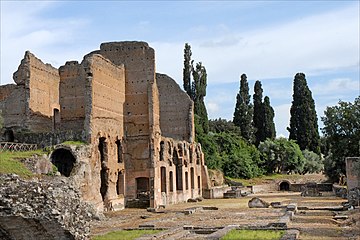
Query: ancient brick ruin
0 41 211 212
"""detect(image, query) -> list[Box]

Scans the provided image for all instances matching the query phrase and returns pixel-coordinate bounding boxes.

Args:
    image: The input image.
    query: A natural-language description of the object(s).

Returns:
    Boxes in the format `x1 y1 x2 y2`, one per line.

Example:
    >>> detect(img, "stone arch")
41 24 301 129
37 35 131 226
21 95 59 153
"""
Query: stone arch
279 180 291 191
51 148 76 177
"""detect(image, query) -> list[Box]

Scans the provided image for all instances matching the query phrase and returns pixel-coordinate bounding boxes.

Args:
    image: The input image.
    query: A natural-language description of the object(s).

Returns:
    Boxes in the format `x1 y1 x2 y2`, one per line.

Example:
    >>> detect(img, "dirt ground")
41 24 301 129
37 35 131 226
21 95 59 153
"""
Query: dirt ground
91 191 359 239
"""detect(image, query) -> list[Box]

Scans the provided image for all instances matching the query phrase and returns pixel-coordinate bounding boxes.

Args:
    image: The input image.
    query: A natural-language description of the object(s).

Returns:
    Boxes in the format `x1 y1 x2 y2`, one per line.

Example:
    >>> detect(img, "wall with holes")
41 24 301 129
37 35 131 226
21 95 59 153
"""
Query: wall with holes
58 61 86 130
157 73 194 142
2 51 60 132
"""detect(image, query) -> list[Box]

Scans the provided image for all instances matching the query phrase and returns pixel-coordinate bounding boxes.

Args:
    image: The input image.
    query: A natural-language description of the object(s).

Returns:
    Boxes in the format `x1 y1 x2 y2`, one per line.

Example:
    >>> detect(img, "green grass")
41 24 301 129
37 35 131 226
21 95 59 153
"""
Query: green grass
0 150 45 177
61 141 87 146
92 230 163 240
221 229 284 240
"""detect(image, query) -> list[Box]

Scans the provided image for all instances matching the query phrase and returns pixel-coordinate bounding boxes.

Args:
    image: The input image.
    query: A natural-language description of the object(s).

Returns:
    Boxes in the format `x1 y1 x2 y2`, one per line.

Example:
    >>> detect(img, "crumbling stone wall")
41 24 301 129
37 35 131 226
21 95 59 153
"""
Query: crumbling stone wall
0 41 211 210
157 73 194 142
59 61 86 131
83 53 126 210
346 157 360 190
2 51 60 132
93 42 161 207
0 174 97 240
155 136 209 205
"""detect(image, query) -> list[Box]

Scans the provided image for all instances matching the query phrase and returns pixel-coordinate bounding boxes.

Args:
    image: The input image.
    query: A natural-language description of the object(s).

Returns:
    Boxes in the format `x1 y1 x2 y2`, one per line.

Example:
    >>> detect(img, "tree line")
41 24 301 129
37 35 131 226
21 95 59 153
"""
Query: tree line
182 43 360 181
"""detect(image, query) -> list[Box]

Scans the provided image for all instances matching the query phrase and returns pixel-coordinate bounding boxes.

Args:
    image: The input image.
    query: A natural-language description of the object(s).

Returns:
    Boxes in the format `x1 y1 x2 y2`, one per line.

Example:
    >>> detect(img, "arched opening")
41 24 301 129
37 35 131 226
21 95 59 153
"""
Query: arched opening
190 167 195 190
51 148 76 177
279 181 290 191
169 171 174 192
4 129 14 142
160 167 167 192
160 141 165 161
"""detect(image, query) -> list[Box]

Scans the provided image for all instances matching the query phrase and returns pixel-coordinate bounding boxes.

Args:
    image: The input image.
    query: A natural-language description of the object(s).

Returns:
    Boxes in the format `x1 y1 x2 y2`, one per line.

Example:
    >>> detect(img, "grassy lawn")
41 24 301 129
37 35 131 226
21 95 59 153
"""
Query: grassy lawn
92 229 163 240
0 150 44 177
221 229 284 240
61 141 87 146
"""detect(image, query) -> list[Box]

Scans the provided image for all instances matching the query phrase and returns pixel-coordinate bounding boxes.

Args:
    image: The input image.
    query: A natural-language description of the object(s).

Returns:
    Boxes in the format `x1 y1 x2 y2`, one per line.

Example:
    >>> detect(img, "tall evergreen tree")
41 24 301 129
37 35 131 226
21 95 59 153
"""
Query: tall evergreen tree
288 73 320 154
183 43 193 99
192 62 209 134
263 96 276 140
233 74 254 142
253 80 264 146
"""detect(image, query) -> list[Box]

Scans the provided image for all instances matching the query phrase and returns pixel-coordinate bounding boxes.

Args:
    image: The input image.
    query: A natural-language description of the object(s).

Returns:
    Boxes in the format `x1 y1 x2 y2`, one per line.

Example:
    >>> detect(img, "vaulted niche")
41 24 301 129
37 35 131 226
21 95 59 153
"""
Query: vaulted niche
51 148 76 177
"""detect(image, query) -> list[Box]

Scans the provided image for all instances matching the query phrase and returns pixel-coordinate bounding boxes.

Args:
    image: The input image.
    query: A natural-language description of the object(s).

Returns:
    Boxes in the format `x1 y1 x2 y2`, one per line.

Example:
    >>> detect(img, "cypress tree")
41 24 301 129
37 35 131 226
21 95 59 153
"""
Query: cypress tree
288 73 320 154
183 43 193 99
233 74 254 142
263 96 276 140
192 62 209 134
253 80 264 146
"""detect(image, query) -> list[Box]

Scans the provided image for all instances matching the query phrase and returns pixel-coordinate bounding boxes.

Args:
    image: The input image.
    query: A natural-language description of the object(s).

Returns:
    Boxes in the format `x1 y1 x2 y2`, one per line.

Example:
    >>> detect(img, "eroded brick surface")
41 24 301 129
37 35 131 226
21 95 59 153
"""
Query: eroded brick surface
0 41 210 211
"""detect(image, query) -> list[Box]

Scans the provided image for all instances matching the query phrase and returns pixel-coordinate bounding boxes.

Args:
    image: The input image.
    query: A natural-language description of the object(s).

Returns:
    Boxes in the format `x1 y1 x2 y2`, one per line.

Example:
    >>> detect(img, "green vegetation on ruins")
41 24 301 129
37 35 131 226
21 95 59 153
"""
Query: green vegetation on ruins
221 229 284 240
0 150 45 177
61 140 87 146
92 229 162 240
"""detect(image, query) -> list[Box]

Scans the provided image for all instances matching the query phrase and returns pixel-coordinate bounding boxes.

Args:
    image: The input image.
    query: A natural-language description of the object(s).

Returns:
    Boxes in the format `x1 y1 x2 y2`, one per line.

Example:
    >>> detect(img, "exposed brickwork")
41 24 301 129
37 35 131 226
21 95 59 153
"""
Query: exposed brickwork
0 41 210 211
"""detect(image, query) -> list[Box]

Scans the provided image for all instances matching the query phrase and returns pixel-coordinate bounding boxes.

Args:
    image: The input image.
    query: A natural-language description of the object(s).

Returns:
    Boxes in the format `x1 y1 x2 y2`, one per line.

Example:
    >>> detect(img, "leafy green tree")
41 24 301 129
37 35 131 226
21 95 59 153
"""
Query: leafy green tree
258 138 305 174
183 43 193 99
212 132 263 179
301 150 323 174
253 80 264 146
288 73 320 154
263 96 276 140
192 62 209 134
233 74 254 142
209 118 241 134
321 97 360 181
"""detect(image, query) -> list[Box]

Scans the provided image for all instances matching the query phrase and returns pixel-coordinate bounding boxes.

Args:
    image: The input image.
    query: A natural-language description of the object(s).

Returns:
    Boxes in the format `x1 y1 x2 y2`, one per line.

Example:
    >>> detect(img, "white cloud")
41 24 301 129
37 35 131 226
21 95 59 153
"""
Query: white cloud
311 78 359 96
152 4 359 86
0 1 90 84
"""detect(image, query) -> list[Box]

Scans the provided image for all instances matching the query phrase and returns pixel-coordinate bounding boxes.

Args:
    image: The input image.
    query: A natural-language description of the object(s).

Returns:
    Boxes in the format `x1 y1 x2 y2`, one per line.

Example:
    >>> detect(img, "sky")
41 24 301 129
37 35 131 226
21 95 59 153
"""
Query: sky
1 1 359 137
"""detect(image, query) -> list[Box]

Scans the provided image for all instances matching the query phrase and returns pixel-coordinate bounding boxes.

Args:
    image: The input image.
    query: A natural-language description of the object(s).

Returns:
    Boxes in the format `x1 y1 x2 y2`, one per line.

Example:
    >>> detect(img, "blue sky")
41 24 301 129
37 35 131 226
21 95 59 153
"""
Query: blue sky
1 1 359 137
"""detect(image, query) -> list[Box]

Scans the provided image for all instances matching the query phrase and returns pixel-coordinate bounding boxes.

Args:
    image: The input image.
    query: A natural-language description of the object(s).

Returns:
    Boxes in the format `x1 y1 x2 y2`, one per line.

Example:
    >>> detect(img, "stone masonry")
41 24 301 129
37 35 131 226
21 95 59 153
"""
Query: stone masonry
0 41 211 212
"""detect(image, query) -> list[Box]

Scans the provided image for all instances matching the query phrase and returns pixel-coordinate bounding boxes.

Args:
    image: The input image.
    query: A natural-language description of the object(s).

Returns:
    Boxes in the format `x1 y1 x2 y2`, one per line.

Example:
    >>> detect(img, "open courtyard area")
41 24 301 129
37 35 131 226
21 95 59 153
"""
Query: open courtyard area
91 191 360 240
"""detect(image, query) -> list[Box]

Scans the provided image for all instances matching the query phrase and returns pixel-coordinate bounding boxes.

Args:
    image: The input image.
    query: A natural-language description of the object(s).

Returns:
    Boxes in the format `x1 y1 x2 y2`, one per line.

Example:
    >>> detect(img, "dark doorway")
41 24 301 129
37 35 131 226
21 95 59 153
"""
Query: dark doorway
160 167 166 192
99 137 108 201
280 181 290 191
51 148 76 177
53 108 60 130
116 139 123 163
116 171 124 195
4 129 14 142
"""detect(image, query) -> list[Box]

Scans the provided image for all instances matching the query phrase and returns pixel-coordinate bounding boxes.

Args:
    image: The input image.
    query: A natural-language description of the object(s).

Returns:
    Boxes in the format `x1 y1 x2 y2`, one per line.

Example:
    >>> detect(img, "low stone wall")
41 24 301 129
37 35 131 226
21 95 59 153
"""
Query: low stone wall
203 186 231 199
0 174 98 240
251 184 278 193
289 183 332 192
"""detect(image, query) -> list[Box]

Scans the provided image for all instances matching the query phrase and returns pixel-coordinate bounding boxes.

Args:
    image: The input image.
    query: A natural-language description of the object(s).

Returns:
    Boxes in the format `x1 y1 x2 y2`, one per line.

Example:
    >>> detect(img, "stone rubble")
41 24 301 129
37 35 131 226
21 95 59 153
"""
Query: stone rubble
0 174 98 240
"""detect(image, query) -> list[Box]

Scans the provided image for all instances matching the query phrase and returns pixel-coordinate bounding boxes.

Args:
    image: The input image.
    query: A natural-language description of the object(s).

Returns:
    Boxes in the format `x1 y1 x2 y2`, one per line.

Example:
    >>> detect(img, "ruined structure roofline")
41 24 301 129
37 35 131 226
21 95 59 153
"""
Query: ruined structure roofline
100 41 150 49
81 53 125 69
156 73 193 103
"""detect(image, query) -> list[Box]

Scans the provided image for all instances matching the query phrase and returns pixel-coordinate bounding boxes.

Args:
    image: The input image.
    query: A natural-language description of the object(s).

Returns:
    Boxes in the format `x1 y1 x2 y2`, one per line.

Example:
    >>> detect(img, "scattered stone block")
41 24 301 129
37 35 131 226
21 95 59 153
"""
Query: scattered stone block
139 224 155 229
248 197 270 208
